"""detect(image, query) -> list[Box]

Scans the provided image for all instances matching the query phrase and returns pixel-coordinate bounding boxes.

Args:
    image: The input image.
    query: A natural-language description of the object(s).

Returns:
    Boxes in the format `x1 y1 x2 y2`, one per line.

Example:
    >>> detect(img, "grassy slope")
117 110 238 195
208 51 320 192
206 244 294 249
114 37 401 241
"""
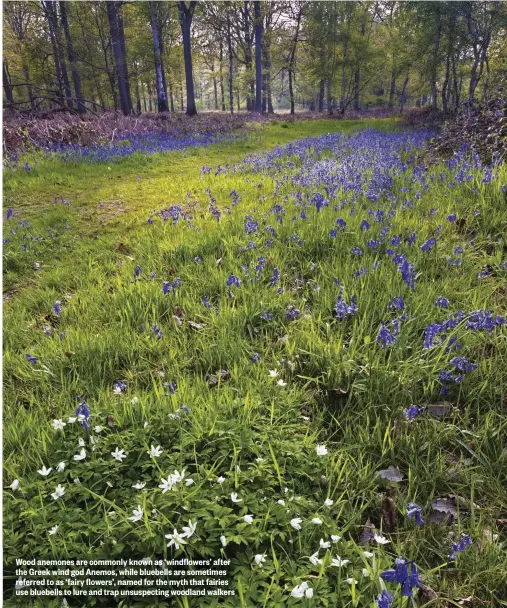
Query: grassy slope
3 118 507 606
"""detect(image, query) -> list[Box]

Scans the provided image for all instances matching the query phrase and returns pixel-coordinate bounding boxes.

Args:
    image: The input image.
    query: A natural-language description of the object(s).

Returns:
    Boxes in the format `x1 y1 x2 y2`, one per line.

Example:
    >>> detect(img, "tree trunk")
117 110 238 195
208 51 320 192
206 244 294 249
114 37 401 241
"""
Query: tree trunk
226 10 234 114
219 40 226 111
318 80 324 112
353 67 360 111
106 0 133 115
389 69 396 108
59 1 85 112
243 1 253 112
431 8 441 110
178 1 197 116
399 73 409 111
43 1 72 109
254 0 263 113
288 68 295 115
23 64 35 109
211 62 218 110
3 61 14 107
149 0 169 112
93 0 118 110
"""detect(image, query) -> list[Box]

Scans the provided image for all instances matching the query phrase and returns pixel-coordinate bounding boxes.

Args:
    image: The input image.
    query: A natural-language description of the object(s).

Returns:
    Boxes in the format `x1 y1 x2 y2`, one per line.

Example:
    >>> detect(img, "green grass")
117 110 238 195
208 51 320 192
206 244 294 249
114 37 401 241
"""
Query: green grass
3 118 507 607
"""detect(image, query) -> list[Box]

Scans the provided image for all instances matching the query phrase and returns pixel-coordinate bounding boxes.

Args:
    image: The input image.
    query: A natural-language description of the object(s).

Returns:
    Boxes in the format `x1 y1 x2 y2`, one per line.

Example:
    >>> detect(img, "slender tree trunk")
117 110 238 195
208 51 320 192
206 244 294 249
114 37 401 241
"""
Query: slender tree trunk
149 0 169 112
318 80 324 112
353 67 360 111
44 1 72 108
219 40 226 111
168 77 174 112
254 0 263 112
399 72 409 111
431 8 441 110
327 78 333 115
226 10 234 114
288 68 295 115
93 1 118 110
135 71 141 113
389 69 396 108
178 1 197 116
244 1 253 111
211 62 218 110
3 61 14 107
23 64 35 109
106 0 133 115
59 1 85 112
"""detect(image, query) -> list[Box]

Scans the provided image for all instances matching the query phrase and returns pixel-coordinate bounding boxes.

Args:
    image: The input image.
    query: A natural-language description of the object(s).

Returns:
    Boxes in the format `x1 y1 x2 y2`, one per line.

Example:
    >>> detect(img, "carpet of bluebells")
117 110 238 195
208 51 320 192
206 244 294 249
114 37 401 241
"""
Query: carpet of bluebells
3 121 507 607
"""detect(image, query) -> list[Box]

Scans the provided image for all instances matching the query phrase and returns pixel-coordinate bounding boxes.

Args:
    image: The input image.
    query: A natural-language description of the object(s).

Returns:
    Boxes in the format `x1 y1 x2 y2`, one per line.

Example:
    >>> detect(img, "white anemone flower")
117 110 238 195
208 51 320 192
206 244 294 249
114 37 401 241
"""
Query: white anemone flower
57 462 66 473
268 369 279 378
129 505 144 522
309 552 322 566
346 578 358 585
291 582 312 598
132 481 146 490
254 554 266 567
316 444 328 456
290 518 302 530
330 556 350 567
48 525 59 536
37 466 52 477
52 419 66 431
73 448 86 461
374 533 390 545
111 447 127 462
331 535 342 543
231 492 242 503
9 479 19 491
243 514 254 524
165 529 187 550
51 484 65 501
148 445 163 458
220 535 227 547
324 498 334 507
319 538 331 549
181 520 197 539
217 476 225 484
311 517 323 525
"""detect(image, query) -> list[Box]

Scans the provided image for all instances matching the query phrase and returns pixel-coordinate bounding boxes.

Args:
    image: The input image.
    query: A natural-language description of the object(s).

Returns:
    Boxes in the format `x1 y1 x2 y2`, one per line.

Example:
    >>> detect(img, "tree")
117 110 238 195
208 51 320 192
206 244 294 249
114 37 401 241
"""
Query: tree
149 0 169 112
177 1 197 116
59 1 85 112
106 0 133 115
254 0 262 112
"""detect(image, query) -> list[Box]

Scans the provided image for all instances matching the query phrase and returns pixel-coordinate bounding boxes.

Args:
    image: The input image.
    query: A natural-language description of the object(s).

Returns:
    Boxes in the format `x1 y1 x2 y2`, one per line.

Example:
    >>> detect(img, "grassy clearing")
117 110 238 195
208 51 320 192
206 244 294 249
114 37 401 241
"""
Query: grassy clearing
3 118 507 607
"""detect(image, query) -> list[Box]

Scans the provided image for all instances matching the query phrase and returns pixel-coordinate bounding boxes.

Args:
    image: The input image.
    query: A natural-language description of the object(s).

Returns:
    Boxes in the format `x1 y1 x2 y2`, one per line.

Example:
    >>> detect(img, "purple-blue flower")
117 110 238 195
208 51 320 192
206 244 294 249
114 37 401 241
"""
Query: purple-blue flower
53 301 62 315
449 534 472 561
404 404 425 420
406 503 424 525
376 590 394 608
381 557 422 597
26 353 38 365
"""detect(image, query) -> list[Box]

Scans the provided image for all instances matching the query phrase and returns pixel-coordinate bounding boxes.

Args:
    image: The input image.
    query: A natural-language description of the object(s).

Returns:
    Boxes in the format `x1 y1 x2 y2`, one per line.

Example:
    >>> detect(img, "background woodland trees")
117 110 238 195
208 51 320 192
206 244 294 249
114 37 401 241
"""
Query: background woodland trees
3 1 506 116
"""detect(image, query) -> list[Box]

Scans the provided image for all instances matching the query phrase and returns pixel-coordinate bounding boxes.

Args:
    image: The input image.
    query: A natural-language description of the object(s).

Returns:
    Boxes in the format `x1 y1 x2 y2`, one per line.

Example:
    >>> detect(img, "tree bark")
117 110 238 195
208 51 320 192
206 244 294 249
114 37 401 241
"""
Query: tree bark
226 10 234 114
3 61 14 107
106 0 133 115
43 1 73 109
318 80 324 112
177 1 198 116
149 0 169 112
431 7 441 110
219 40 226 111
254 0 263 112
211 61 218 110
59 1 85 112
